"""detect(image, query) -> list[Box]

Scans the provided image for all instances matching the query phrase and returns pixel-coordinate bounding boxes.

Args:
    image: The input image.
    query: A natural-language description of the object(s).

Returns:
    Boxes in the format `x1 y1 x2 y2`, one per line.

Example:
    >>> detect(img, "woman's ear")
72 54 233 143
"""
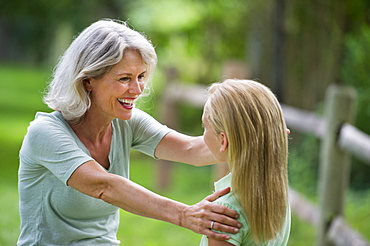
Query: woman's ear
83 78 92 92
219 132 228 152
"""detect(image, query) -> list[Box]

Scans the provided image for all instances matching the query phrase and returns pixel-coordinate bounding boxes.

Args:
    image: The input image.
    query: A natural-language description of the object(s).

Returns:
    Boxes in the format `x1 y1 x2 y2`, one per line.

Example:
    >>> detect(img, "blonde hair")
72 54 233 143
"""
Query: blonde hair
44 19 157 123
205 79 288 243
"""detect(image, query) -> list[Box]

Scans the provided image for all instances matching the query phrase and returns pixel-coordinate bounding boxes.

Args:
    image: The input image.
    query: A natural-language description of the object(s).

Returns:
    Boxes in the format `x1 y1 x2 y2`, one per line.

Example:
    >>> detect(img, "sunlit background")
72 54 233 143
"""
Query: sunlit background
0 0 369 245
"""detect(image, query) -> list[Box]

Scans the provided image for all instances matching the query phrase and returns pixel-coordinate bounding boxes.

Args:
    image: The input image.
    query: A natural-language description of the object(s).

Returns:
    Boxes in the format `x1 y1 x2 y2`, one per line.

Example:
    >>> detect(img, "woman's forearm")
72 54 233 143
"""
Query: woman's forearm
68 160 240 240
101 173 185 226
68 160 184 225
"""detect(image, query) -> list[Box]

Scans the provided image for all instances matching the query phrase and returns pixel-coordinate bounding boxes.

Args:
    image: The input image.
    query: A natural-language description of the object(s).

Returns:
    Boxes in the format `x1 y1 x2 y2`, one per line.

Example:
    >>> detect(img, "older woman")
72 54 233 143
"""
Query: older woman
18 19 240 245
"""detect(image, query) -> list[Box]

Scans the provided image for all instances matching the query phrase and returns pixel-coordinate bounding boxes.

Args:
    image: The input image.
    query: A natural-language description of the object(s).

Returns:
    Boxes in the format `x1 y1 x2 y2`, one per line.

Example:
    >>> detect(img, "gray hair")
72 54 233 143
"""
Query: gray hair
43 19 157 123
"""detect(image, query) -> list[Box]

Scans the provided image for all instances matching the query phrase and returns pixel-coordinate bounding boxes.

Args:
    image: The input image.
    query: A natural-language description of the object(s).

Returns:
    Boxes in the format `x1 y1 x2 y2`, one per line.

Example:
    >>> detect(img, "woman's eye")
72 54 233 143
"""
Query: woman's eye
138 74 145 81
119 77 130 82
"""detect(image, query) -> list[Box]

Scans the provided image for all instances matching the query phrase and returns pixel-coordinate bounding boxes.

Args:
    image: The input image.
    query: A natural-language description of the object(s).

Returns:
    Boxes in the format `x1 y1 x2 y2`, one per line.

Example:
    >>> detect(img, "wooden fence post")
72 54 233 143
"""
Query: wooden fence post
316 84 356 246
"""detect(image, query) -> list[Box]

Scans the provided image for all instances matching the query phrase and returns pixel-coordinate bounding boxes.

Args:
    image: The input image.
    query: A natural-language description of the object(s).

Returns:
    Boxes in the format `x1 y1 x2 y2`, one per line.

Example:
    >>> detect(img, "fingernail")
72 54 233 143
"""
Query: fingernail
225 235 230 240
237 223 242 228
235 214 239 219
234 228 239 233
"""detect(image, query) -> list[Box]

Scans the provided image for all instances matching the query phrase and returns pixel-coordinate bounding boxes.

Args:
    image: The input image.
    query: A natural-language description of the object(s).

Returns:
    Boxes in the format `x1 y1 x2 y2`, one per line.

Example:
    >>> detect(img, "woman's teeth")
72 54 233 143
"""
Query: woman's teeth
118 99 134 104
118 98 135 109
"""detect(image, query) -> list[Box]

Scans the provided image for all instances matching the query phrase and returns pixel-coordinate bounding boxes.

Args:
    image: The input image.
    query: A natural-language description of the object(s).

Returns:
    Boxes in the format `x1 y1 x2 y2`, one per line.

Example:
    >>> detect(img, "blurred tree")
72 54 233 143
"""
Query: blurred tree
247 0 369 110
341 25 370 189
127 0 250 84
0 0 130 64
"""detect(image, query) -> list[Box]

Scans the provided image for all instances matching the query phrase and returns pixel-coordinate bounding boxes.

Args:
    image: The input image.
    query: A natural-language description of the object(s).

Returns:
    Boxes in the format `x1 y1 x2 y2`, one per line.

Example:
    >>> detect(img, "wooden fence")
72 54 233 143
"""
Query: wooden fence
157 82 370 246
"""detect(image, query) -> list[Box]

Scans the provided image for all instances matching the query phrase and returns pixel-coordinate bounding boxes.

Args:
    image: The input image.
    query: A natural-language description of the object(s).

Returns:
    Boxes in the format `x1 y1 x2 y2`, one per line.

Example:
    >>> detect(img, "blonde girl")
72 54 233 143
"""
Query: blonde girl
200 79 291 246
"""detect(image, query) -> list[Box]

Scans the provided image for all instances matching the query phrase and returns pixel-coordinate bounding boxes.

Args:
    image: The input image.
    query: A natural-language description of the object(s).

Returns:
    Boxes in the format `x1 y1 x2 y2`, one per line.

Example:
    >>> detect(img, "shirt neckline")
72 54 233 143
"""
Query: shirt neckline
50 111 116 172
214 173 232 191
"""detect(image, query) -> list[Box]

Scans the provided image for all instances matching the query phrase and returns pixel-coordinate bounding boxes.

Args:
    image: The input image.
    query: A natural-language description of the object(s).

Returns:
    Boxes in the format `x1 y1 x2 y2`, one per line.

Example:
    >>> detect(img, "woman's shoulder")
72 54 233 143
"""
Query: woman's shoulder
31 111 65 126
113 108 147 125
20 111 78 162
129 108 155 122
114 108 165 132
26 111 72 138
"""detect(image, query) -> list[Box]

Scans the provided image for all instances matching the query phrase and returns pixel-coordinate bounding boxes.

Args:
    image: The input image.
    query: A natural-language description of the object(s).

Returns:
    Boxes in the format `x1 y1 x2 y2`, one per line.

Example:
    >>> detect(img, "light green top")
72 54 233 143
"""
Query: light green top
199 173 291 246
18 109 171 246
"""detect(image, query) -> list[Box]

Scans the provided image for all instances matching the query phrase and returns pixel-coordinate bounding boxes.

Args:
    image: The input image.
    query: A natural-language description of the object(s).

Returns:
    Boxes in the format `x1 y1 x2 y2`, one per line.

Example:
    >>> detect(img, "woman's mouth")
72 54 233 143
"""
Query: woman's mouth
117 98 135 110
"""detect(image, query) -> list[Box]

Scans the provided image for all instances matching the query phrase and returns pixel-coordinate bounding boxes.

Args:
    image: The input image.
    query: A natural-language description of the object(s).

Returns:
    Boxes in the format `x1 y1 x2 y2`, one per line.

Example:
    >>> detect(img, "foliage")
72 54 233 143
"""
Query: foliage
0 0 253 84
341 26 370 135
288 134 320 200
340 25 370 189
127 0 251 84
2 0 369 109
0 0 128 63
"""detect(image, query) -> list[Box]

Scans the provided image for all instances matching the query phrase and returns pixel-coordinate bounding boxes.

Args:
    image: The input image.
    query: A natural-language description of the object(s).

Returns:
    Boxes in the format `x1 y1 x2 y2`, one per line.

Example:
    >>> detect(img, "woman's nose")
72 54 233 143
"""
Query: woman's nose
128 80 144 94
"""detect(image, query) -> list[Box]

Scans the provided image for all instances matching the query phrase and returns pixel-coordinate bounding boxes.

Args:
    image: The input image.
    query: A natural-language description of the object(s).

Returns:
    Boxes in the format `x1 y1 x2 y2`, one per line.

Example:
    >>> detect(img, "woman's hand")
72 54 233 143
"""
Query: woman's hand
180 187 241 241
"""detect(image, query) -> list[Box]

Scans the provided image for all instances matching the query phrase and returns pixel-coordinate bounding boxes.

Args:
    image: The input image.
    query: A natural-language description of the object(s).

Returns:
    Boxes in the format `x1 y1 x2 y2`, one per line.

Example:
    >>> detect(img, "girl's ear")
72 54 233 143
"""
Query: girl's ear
219 132 228 152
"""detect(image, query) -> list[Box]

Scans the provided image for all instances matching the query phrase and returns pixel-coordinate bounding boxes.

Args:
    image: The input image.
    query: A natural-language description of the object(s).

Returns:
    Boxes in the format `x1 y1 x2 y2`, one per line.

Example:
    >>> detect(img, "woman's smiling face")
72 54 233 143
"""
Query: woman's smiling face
85 49 147 121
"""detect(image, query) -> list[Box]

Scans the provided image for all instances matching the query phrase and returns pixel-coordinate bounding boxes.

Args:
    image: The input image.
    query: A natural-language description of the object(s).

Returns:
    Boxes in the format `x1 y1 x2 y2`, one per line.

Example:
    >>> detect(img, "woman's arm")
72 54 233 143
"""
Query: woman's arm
154 131 217 166
67 160 240 240
155 129 291 166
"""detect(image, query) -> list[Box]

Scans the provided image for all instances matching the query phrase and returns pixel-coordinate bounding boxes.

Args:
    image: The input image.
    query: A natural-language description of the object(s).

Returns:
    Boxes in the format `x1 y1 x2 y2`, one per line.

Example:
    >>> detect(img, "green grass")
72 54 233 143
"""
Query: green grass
118 155 213 245
0 64 368 245
0 64 49 245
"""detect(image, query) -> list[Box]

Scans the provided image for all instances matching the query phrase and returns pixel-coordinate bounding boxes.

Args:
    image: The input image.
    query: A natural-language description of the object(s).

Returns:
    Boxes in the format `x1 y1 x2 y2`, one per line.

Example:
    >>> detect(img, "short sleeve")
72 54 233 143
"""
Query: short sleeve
212 200 249 246
127 109 172 158
20 113 93 185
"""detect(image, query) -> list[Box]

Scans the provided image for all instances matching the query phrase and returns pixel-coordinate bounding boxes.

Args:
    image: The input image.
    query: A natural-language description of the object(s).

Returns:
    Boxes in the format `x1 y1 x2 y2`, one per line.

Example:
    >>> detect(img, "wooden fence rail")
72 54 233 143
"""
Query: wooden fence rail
159 82 370 246
339 123 370 166
281 106 370 166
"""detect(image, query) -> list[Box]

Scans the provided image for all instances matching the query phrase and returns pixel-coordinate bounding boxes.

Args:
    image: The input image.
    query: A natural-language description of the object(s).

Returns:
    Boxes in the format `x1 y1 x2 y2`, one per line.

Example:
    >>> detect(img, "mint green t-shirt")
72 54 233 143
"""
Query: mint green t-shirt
18 109 171 246
199 173 291 246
